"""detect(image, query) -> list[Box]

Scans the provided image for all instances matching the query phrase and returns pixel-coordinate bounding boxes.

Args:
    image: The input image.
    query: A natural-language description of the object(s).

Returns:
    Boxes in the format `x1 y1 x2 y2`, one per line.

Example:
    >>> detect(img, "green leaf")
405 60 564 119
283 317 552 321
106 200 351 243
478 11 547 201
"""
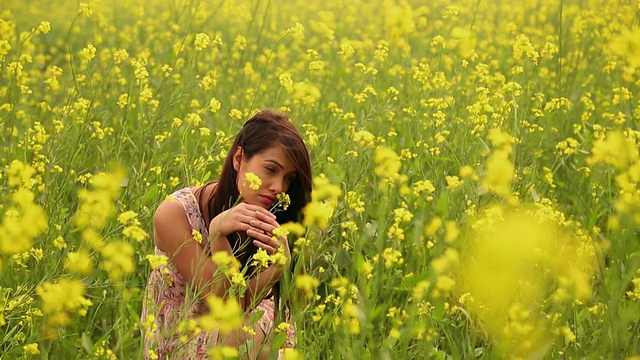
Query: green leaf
246 310 265 326
271 332 287 350
81 332 93 354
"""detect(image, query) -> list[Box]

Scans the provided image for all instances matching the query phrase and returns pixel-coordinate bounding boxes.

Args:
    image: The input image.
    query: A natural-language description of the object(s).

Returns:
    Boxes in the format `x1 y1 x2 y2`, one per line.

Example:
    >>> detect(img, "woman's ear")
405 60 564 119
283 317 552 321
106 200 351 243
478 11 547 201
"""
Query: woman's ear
232 147 244 171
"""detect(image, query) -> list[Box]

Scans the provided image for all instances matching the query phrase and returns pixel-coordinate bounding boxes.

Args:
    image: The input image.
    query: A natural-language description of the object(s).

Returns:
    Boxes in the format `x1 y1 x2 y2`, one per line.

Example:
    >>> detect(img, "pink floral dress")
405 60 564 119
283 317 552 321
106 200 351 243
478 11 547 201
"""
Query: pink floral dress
141 187 296 359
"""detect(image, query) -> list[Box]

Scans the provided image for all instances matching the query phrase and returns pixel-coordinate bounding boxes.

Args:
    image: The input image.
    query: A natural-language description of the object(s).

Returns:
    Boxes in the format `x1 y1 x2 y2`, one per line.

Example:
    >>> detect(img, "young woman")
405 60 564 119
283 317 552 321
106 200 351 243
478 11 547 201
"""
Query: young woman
141 108 313 359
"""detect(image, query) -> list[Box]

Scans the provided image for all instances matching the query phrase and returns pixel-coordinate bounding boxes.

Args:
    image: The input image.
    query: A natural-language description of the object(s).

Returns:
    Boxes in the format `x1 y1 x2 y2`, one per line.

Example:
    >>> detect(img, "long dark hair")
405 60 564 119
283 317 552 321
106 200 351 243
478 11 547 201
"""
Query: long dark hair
195 108 313 265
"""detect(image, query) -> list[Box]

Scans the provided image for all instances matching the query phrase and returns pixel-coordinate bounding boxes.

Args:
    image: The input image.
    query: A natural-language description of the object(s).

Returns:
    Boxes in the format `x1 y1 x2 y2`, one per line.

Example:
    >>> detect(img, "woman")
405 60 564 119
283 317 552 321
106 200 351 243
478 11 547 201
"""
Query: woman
141 108 313 359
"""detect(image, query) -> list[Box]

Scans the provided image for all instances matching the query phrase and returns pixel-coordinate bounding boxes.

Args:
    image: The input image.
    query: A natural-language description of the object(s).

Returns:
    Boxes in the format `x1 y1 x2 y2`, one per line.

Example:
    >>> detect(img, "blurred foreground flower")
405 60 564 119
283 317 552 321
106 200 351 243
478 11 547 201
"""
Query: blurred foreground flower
198 296 242 335
457 205 595 358
37 279 93 338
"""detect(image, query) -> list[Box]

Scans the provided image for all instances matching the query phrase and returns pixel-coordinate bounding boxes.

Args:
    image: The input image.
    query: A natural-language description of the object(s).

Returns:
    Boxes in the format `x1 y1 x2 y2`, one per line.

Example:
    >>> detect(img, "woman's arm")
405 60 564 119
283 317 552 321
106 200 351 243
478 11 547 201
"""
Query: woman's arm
154 195 282 304
154 199 233 299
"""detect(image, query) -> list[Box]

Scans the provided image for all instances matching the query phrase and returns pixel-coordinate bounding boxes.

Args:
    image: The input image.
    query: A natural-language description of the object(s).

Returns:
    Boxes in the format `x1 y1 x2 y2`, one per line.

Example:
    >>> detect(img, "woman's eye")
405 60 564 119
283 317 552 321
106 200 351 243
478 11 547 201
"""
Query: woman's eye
265 166 276 173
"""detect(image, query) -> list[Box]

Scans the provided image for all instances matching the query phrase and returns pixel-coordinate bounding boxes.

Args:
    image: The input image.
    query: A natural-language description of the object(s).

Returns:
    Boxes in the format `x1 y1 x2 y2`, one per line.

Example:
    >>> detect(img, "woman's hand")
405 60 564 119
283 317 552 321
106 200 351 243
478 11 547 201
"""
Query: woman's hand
247 212 291 265
209 203 277 237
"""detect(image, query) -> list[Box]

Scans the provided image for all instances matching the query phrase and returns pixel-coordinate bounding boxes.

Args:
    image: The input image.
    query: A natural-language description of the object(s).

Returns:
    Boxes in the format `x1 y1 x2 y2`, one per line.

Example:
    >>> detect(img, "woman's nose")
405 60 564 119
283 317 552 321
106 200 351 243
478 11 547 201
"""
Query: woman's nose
269 177 285 194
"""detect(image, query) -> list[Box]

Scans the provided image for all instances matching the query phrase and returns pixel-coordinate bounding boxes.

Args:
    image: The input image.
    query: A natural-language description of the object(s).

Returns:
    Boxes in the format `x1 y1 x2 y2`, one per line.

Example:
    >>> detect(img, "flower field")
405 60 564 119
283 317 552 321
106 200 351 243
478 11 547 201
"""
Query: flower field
1 0 640 358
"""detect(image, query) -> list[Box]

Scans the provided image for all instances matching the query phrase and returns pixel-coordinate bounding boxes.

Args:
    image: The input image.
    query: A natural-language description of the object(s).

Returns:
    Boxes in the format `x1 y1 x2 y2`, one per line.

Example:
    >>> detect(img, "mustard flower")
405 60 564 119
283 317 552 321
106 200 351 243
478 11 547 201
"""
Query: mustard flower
145 254 169 270
374 146 401 178
275 192 291 211
100 241 135 281
23 343 39 355
282 222 306 236
65 251 94 275
37 279 93 327
199 296 242 334
295 274 319 299
212 251 241 274
192 229 203 244
252 248 271 268
245 172 262 190
194 33 210 51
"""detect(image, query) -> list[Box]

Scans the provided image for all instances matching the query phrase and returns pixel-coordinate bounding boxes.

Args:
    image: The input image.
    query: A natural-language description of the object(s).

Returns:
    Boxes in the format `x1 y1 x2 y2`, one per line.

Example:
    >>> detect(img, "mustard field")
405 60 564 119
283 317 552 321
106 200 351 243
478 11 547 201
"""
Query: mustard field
1 0 640 358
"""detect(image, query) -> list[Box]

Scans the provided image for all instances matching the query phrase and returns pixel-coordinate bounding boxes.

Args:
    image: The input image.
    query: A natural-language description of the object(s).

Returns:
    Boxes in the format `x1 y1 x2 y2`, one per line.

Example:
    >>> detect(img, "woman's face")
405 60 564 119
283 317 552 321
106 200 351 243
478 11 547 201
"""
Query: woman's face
233 144 297 209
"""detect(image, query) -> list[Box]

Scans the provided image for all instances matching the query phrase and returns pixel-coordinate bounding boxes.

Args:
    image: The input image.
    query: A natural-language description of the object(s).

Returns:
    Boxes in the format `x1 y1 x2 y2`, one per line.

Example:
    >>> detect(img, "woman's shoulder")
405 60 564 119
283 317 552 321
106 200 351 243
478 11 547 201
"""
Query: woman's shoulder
190 182 218 207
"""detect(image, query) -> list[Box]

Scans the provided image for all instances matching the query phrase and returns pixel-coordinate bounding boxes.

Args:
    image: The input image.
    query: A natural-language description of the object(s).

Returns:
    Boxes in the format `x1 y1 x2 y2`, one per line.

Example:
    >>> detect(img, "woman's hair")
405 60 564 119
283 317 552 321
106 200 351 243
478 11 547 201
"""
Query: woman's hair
196 108 313 262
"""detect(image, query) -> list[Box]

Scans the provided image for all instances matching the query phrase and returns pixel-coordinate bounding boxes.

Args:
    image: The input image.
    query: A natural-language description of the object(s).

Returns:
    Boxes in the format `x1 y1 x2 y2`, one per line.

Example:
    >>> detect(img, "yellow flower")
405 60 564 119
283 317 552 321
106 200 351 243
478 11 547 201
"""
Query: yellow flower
282 222 306 236
117 211 139 225
192 229 203 244
23 343 40 355
445 175 463 190
482 149 515 199
251 248 271 268
275 192 291 210
270 247 289 266
65 251 94 275
53 236 67 250
199 296 242 334
245 172 262 190
382 248 404 268
311 176 342 203
0 188 48 255
458 205 594 357
212 251 241 274
229 108 243 120
209 98 221 113
302 201 334 229
123 225 149 241
279 72 295 93
276 322 291 332
208 345 239 360
295 274 320 299
78 2 92 16
281 348 303 360
194 33 211 51
353 130 376 147
145 254 169 270
100 241 135 281
285 22 305 39
230 272 246 287
37 279 93 328
34 21 51 35
609 27 640 67
6 160 36 188
374 146 401 178
587 131 639 169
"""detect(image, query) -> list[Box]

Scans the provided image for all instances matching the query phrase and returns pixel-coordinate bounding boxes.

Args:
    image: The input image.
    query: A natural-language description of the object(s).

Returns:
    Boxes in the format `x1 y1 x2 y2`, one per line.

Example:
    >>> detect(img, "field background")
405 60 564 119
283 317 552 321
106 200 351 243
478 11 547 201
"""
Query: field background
1 0 640 358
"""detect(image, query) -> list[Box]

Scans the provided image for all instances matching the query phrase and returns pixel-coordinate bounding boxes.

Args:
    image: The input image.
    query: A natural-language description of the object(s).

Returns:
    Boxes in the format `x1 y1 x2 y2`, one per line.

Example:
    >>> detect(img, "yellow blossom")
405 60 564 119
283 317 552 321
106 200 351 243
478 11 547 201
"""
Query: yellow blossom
146 254 169 270
37 279 93 331
23 343 40 355
100 241 135 281
192 229 203 244
199 296 242 334
295 274 320 299
245 172 262 190
212 251 241 274
374 146 401 178
65 251 94 275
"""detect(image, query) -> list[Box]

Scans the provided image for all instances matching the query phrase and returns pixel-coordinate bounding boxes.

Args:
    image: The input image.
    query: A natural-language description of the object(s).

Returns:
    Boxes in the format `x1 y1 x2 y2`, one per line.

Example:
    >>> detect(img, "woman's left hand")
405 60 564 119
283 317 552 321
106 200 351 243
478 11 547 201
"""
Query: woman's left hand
246 211 291 265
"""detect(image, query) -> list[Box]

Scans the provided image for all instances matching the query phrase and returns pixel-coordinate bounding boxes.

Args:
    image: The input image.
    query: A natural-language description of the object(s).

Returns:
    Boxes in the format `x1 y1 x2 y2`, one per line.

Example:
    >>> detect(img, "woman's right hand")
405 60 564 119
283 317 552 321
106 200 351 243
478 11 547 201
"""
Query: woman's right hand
209 203 277 237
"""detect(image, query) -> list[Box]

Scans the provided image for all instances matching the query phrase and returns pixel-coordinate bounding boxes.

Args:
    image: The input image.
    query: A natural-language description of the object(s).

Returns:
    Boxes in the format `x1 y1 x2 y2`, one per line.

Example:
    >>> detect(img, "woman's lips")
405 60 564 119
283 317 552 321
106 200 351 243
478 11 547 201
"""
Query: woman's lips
260 195 275 205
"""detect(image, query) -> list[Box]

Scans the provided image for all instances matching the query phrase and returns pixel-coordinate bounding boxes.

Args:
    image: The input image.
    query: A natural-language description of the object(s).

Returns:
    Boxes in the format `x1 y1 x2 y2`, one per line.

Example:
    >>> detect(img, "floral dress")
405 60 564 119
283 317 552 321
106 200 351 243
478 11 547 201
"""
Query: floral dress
141 187 296 359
